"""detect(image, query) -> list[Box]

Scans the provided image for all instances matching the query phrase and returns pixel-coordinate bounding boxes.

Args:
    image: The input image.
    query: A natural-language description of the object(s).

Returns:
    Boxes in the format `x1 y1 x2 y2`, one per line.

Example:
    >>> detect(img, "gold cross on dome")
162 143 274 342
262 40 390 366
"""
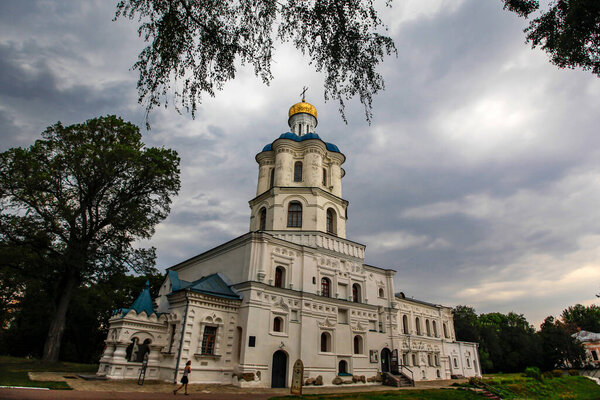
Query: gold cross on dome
300 86 308 101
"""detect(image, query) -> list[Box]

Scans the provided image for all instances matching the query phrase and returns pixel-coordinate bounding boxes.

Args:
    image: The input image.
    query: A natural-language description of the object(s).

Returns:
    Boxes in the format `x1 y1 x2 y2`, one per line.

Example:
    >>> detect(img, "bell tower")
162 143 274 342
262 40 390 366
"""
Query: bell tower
249 99 348 238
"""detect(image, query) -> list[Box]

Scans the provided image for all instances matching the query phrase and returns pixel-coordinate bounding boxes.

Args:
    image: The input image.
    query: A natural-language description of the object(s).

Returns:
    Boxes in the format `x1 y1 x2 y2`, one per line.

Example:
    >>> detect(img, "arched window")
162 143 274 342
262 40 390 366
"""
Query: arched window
321 277 331 297
294 161 303 182
320 332 331 352
326 208 336 235
412 354 418 366
352 283 360 303
274 266 284 288
259 207 266 230
428 354 432 366
353 335 362 354
443 323 449 338
426 320 431 336
415 317 421 335
273 317 282 332
126 338 137 362
434 354 439 366
402 353 408 366
378 288 385 297
338 360 348 374
436 369 441 378
322 168 327 186
287 202 302 227
402 315 409 334
432 321 438 337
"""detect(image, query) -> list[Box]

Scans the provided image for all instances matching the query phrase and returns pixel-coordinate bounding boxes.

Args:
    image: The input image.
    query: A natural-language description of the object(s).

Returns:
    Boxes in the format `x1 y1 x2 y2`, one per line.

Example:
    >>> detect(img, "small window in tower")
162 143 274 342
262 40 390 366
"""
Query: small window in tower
326 208 336 235
273 317 283 332
294 161 303 182
259 207 266 231
322 168 327 186
287 202 302 227
269 168 275 188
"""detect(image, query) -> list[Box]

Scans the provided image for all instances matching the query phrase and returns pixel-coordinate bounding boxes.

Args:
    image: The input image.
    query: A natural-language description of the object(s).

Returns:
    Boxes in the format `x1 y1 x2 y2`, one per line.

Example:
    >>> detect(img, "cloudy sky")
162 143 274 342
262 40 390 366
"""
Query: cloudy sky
1 0 599 328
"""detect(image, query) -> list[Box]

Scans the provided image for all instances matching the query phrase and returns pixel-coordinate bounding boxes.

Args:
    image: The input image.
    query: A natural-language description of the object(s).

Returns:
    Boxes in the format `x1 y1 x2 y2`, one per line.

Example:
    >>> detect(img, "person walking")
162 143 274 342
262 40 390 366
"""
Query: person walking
173 360 192 395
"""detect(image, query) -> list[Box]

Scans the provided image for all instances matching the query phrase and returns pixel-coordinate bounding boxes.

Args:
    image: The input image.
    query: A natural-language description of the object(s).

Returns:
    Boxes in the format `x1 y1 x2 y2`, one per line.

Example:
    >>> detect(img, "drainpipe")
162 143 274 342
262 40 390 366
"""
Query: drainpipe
173 291 190 383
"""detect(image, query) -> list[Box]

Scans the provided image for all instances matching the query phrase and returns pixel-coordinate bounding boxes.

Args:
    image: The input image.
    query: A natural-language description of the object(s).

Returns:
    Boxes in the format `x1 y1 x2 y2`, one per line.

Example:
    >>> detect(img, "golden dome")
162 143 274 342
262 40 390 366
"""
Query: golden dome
288 100 317 119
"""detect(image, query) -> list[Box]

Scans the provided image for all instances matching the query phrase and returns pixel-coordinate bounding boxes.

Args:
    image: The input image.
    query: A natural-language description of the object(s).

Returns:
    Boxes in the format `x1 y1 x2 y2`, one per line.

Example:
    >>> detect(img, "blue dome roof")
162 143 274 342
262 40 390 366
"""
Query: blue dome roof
260 132 341 153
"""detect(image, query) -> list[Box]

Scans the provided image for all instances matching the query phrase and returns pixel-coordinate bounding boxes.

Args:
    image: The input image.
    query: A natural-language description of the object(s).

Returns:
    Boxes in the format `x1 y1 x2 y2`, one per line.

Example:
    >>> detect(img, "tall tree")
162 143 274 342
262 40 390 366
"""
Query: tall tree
0 116 180 362
561 304 600 333
115 0 396 124
502 0 600 77
538 316 586 370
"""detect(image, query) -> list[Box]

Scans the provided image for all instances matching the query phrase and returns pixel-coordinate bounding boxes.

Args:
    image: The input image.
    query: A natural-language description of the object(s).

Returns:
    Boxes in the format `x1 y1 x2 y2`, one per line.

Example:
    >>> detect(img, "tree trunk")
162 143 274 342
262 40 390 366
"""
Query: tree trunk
42 272 78 363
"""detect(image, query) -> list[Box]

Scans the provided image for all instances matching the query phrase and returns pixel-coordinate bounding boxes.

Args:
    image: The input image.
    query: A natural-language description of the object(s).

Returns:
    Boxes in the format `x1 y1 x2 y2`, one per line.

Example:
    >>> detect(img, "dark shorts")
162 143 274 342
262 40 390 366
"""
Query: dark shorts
181 376 188 384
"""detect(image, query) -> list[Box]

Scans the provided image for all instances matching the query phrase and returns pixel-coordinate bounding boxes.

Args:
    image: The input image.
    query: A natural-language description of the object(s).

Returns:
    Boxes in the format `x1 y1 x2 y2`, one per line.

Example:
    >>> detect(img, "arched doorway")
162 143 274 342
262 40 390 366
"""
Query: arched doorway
381 348 391 373
271 350 287 388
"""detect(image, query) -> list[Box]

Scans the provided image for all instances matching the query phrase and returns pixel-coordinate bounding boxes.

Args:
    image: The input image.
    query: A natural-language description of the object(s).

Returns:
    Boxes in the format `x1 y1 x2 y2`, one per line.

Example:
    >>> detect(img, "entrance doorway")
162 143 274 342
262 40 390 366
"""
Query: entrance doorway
381 348 391 373
271 350 287 388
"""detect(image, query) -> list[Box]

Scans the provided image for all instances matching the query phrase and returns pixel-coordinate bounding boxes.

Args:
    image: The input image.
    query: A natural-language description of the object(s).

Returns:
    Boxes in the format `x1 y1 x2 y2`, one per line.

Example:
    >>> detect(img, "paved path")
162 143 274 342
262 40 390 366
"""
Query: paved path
0 378 466 400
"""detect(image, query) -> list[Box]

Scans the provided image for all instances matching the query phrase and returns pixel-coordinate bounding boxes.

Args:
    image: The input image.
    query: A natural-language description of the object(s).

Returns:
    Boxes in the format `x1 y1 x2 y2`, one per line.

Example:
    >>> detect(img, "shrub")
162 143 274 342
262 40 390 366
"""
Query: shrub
568 369 579 376
552 369 563 377
524 367 542 381
468 377 483 386
542 371 554 379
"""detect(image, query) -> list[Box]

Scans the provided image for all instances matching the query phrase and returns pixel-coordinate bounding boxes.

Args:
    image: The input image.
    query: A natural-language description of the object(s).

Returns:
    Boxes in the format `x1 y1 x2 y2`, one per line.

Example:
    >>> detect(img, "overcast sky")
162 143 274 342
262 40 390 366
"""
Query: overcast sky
1 0 599 328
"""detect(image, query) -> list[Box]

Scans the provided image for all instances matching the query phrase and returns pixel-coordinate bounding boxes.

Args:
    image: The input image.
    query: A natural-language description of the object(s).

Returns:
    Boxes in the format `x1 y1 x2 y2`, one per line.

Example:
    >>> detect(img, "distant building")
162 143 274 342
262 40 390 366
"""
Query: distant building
573 330 600 366
97 100 481 387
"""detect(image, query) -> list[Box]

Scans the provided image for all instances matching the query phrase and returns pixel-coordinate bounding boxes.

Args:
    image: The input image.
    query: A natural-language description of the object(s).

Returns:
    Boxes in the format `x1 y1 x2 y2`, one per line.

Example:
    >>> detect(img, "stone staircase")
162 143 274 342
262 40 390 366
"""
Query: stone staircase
382 372 413 387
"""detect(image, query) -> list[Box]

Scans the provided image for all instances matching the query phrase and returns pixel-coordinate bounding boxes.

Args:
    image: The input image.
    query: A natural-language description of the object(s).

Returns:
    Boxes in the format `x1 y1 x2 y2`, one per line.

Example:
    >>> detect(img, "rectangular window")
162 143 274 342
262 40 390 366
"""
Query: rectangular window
338 309 348 324
322 168 327 186
249 336 256 347
201 326 217 355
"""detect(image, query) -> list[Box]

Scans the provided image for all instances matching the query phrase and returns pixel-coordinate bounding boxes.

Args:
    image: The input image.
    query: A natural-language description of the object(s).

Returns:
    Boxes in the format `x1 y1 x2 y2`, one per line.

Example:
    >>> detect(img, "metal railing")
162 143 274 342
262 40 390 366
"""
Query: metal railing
399 364 415 386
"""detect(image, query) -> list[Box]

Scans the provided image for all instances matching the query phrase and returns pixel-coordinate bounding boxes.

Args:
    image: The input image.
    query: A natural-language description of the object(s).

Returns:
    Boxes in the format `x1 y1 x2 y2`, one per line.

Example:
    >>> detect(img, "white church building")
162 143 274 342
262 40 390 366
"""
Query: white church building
97 99 481 388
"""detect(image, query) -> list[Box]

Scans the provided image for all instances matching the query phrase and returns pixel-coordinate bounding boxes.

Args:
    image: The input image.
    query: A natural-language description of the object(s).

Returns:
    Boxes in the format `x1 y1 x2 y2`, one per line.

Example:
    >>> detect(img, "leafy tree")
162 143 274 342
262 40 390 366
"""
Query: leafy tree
115 0 396 124
561 304 600 333
0 116 180 362
453 305 480 342
502 0 600 77
538 316 586 370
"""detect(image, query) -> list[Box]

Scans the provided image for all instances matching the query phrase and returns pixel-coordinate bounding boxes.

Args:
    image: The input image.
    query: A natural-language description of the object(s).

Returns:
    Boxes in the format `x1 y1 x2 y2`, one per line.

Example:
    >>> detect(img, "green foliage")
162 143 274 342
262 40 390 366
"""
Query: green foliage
552 369 563 377
524 366 542 381
561 304 600 333
504 0 600 78
478 375 600 400
115 0 396 124
270 388 484 399
538 316 586 370
0 115 180 362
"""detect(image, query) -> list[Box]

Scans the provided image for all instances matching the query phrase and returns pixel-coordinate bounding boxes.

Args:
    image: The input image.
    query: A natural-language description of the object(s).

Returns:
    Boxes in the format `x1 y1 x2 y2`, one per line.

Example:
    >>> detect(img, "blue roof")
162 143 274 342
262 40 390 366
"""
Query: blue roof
171 272 241 300
114 280 156 316
261 132 341 153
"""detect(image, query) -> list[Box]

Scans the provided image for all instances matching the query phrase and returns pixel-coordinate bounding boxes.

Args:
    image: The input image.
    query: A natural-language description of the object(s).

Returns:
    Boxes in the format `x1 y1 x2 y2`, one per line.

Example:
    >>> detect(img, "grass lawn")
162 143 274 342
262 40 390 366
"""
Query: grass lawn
0 355 98 390
464 374 600 400
270 389 484 400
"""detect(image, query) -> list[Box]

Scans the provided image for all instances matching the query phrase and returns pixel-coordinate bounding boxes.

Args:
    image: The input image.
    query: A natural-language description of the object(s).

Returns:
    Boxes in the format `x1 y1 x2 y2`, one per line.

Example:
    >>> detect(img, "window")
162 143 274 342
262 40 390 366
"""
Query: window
273 317 283 332
402 353 408 365
412 354 418 366
454 358 458 368
249 336 256 347
466 358 471 368
321 277 331 297
126 338 137 361
294 161 302 182
436 370 441 378
326 208 336 234
415 317 421 335
269 168 275 188
402 315 409 334
378 288 385 297
428 354 432 366
443 323 449 339
322 168 327 186
338 360 348 374
338 309 348 324
201 326 217 355
320 332 331 352
433 321 438 337
352 283 360 303
426 320 431 336
435 354 439 366
353 336 363 354
259 207 266 230
592 350 599 361
287 202 302 227
274 266 284 288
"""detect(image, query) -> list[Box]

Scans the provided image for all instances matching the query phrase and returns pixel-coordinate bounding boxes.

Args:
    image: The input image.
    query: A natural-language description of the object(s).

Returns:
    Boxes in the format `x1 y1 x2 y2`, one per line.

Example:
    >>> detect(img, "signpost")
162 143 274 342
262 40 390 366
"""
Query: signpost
291 359 304 395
